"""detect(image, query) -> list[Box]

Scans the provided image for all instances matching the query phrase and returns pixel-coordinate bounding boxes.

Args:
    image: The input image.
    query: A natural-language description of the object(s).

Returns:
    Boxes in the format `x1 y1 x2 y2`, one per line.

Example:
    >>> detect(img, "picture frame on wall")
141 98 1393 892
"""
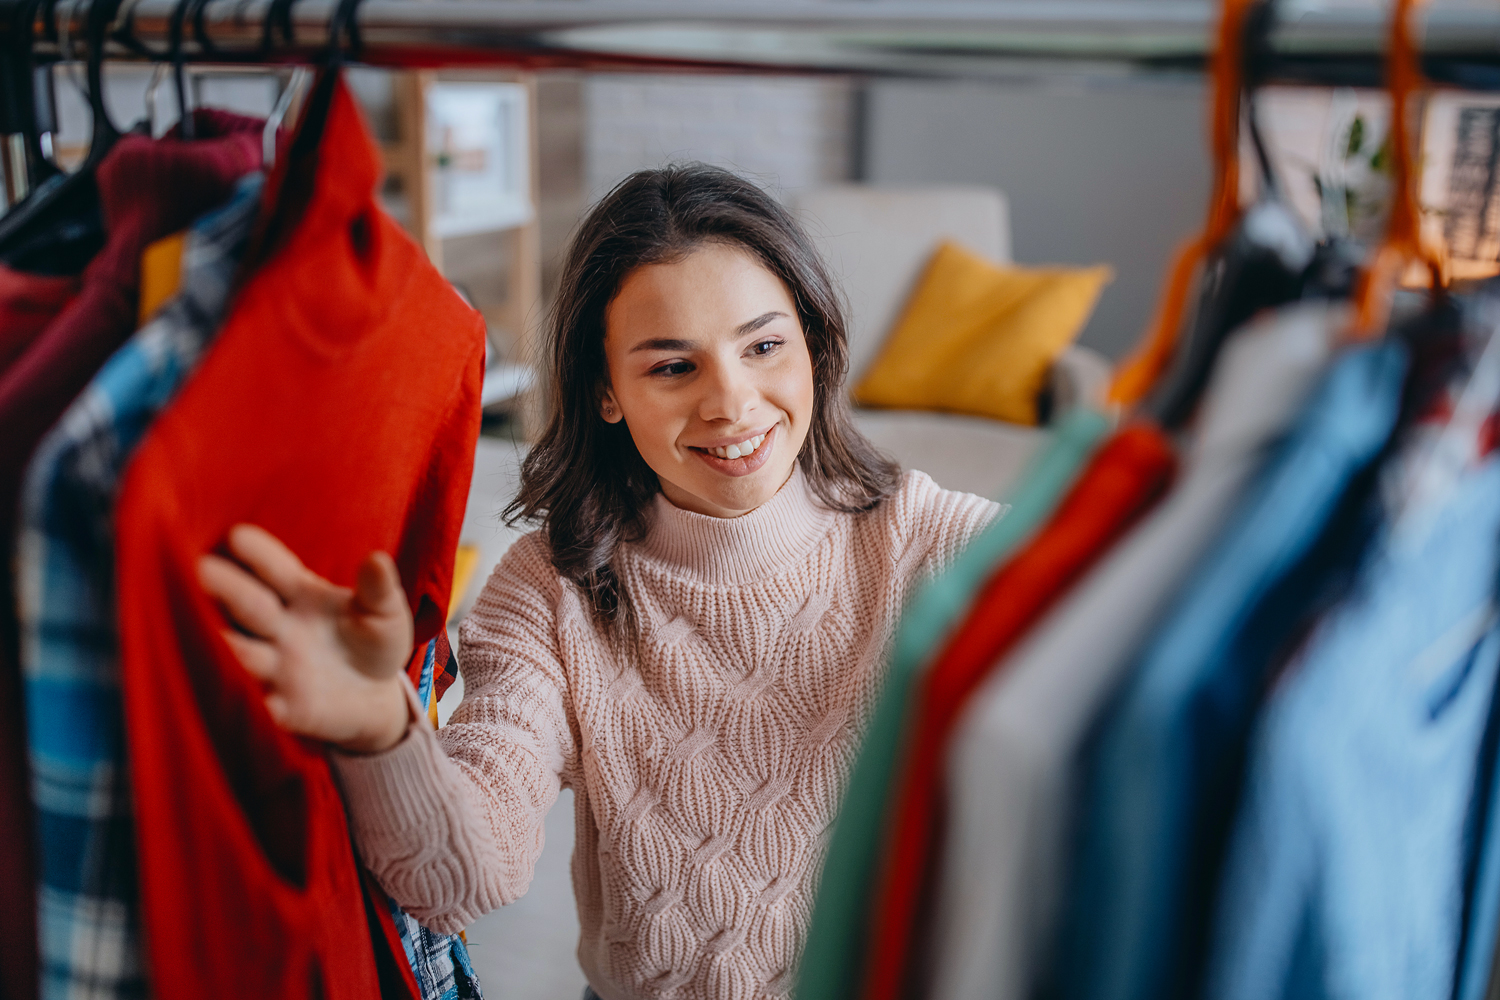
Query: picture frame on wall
426 81 534 239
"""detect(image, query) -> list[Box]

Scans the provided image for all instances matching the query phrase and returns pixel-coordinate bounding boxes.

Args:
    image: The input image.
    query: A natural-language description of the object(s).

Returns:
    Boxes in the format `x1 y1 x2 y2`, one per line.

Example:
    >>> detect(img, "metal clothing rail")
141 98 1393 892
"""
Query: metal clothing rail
19 0 1500 88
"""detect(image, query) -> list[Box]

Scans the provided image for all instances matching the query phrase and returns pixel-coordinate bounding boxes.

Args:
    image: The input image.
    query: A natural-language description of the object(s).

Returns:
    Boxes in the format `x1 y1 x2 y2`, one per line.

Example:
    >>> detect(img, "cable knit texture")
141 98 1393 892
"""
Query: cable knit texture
334 469 999 1000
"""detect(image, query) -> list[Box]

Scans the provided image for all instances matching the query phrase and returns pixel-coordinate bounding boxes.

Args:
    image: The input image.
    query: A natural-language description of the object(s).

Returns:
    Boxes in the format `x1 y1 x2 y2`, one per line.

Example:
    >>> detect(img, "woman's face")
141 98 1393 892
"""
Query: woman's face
601 241 816 518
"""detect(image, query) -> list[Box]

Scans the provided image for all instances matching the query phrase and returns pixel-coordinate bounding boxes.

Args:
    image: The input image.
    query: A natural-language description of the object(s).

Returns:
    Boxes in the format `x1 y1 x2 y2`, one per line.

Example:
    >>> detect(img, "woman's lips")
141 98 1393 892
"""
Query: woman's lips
690 425 777 478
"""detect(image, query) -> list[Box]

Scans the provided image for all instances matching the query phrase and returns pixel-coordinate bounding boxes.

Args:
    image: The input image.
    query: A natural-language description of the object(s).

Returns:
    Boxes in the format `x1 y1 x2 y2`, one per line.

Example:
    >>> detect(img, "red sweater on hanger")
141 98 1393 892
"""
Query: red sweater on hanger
0 113 260 1000
0 267 78 374
113 78 484 999
0 110 261 534
861 423 1177 1000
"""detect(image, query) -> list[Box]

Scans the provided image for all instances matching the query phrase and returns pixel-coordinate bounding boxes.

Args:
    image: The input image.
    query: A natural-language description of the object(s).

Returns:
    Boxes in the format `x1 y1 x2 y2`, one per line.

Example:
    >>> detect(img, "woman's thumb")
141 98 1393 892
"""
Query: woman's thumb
353 551 405 615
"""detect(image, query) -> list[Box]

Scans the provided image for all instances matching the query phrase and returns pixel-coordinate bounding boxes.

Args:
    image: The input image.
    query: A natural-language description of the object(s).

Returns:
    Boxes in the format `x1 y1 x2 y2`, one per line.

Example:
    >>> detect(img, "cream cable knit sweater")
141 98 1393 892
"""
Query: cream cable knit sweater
334 469 999 1000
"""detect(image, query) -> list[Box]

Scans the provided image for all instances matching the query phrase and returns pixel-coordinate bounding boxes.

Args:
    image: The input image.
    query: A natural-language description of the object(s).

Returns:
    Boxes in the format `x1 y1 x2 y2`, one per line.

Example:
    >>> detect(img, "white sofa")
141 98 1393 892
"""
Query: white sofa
789 185 1113 501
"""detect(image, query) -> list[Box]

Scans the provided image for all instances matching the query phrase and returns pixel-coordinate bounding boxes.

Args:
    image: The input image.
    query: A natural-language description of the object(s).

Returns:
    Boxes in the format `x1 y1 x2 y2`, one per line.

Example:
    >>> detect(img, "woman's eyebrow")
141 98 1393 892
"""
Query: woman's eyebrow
628 312 786 353
630 337 696 353
735 311 787 337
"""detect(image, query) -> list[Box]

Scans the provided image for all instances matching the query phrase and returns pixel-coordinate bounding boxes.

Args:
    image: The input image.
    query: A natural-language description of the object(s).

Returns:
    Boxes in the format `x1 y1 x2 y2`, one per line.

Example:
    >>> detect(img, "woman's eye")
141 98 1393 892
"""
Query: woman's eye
651 361 693 377
750 339 783 357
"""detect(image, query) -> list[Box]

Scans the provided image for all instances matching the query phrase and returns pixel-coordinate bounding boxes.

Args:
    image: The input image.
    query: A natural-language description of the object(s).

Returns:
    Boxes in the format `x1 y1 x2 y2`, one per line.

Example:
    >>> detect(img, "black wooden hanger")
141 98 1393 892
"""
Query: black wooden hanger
235 0 361 273
0 0 122 272
166 0 193 138
0 0 61 192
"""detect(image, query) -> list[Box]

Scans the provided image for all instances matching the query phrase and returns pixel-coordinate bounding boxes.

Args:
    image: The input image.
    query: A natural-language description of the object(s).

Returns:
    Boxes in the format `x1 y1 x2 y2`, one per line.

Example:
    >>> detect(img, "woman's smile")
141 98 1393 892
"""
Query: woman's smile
687 423 777 477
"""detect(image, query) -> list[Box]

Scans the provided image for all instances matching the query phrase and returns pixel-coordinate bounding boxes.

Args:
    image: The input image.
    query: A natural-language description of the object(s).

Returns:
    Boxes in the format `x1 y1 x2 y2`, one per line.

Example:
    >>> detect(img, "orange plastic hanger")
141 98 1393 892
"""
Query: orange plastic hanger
1347 0 1447 341
1107 0 1255 408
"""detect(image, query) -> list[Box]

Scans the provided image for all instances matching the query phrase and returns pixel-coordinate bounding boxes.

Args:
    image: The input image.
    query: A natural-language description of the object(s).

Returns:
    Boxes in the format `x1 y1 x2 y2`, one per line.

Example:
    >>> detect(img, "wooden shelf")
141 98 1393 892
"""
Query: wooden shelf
386 69 544 435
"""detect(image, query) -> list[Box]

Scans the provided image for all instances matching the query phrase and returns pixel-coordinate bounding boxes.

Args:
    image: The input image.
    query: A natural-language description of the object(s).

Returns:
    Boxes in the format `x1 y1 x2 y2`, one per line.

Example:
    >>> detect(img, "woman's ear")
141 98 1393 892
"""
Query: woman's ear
599 389 624 424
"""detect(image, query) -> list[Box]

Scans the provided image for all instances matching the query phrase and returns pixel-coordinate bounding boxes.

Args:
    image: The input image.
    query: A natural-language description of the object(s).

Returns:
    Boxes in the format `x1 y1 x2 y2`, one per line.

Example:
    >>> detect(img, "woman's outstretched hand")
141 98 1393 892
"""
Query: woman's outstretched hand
197 524 415 754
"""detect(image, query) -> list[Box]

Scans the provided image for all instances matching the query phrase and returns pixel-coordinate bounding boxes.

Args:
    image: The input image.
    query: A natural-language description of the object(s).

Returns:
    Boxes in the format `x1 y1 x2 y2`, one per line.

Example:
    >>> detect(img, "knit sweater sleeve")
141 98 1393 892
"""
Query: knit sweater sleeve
892 469 1004 581
331 531 575 934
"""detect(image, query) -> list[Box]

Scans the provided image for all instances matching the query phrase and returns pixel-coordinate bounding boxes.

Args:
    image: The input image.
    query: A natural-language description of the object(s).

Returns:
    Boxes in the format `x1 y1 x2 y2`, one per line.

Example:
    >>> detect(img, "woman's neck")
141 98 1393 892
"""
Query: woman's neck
634 467 838 585
657 467 797 519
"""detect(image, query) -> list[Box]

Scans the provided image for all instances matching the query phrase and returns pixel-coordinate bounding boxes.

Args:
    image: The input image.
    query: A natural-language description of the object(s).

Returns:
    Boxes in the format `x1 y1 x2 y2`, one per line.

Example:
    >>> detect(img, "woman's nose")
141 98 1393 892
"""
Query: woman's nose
698 361 757 424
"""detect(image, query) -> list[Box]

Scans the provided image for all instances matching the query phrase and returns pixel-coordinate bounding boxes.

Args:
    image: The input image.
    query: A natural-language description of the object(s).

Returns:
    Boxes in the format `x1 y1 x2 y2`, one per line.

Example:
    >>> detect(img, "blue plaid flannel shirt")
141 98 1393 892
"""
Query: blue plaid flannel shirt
390 896 483 1000
390 636 484 1000
16 173 263 1000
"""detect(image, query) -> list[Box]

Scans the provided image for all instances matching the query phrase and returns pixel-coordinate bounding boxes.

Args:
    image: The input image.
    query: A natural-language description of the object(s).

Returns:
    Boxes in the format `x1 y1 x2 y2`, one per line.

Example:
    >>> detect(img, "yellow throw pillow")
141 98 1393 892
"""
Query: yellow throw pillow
853 241 1112 426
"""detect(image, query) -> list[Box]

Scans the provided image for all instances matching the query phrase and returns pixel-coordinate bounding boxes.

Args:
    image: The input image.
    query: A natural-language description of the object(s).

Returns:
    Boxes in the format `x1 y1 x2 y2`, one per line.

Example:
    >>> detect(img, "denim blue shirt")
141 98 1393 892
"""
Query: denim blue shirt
1057 342 1410 1000
1458 633 1500 1000
1205 452 1500 1000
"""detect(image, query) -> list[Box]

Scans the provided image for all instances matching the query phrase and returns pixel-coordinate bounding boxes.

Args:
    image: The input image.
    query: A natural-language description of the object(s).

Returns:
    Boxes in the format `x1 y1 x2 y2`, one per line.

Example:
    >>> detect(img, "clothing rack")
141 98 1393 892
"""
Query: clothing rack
14 0 1500 88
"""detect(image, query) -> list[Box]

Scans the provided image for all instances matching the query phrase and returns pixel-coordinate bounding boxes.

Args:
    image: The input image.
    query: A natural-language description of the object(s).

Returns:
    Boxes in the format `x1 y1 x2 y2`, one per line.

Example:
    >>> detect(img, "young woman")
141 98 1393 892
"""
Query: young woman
198 164 1001 1000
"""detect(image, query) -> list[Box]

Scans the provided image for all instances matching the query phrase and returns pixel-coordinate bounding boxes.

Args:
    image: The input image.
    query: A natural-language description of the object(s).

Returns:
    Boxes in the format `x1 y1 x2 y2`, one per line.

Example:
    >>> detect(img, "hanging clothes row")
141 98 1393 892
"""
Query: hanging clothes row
0 2 487 997
799 2 1500 1000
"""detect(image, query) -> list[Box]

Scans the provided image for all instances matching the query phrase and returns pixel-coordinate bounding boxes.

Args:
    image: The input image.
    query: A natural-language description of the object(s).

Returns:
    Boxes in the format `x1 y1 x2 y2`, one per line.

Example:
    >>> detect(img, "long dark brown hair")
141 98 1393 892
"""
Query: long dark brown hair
507 163 899 629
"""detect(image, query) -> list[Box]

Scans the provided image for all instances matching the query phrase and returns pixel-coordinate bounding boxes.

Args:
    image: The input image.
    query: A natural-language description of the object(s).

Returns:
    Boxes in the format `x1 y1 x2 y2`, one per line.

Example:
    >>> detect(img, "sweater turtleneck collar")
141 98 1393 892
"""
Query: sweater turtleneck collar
632 467 840 585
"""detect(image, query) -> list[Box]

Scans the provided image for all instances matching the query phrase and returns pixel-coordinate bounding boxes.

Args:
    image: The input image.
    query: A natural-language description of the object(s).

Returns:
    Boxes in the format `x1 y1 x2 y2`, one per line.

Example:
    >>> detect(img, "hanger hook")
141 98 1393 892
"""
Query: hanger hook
166 0 192 137
260 0 297 58
1242 0 1281 199
143 60 164 134
83 0 121 147
325 0 362 68
108 0 155 58
14 0 60 178
53 0 83 103
187 0 222 60
262 65 309 168
281 0 360 163
1348 0 1447 340
1106 0 1258 409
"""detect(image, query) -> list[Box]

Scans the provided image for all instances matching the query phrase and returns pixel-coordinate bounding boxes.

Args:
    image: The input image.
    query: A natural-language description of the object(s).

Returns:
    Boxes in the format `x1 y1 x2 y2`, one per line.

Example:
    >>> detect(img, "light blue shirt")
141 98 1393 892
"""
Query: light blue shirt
1206 452 1500 1000
1057 341 1410 1000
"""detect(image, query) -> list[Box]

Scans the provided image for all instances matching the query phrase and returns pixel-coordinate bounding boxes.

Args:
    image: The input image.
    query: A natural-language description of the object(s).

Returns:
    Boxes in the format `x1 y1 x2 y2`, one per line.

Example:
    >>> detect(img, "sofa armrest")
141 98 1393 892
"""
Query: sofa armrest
1046 345 1113 421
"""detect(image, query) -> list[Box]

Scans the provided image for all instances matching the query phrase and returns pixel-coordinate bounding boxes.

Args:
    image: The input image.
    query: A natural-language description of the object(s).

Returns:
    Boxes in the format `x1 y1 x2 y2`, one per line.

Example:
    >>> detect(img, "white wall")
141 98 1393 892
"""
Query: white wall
864 79 1212 361
584 74 853 202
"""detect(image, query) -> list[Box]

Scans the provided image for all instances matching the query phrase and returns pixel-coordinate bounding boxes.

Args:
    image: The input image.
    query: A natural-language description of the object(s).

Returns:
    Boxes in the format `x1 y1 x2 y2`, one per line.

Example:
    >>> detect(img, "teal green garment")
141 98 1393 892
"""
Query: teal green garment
798 407 1112 1000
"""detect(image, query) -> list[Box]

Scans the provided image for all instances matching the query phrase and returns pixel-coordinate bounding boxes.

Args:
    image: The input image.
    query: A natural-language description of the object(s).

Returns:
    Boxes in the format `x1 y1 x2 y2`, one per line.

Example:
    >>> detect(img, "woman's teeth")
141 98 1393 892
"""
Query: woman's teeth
708 433 765 460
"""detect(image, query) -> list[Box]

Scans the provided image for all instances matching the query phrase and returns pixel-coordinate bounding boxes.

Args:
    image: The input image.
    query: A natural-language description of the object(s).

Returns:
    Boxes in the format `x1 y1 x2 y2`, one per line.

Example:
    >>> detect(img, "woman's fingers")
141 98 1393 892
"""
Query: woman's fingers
341 551 415 681
222 629 279 682
197 553 286 640
225 523 321 605
196 531 415 750
263 692 292 728
353 550 406 618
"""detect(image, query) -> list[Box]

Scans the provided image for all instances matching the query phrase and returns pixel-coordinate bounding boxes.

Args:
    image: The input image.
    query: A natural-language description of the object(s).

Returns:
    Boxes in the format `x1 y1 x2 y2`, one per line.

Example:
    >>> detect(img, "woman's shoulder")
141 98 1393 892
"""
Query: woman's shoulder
882 468 1002 536
869 469 1003 576
467 529 569 623
482 528 557 585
